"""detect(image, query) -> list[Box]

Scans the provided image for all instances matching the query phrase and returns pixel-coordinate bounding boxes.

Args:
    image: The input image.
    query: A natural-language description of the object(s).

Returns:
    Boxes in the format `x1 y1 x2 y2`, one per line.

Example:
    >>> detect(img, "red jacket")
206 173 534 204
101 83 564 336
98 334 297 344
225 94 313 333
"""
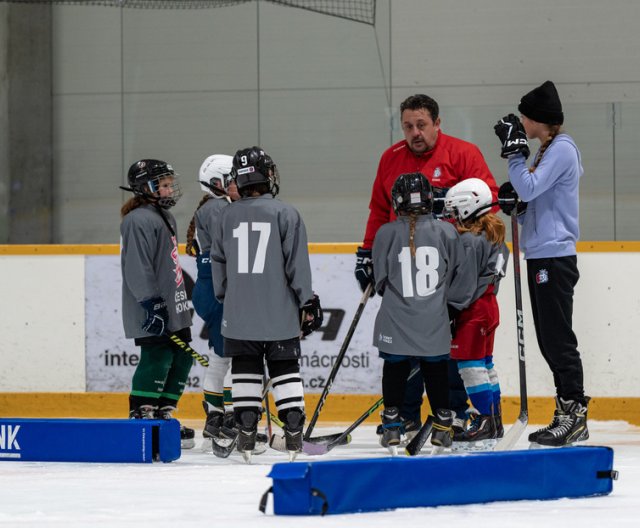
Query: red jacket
362 132 498 249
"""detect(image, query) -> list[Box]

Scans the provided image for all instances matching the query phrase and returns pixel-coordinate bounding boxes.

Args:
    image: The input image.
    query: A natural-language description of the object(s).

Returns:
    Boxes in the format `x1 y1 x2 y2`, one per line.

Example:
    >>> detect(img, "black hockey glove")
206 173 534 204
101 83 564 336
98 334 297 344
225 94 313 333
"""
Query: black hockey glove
447 304 460 339
498 181 528 216
140 296 169 336
300 294 323 337
354 247 375 296
494 114 530 160
432 186 450 219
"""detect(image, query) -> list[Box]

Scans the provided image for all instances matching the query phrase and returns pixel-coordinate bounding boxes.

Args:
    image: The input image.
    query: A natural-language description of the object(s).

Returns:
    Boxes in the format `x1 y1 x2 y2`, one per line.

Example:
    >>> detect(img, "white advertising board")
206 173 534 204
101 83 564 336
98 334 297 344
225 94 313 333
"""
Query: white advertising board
85 254 384 394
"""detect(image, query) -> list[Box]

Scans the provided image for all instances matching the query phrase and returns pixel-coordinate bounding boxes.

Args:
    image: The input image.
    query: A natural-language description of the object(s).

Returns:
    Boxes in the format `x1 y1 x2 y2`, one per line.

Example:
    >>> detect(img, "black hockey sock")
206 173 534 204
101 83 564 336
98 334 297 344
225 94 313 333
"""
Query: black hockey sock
421 359 450 412
382 359 412 409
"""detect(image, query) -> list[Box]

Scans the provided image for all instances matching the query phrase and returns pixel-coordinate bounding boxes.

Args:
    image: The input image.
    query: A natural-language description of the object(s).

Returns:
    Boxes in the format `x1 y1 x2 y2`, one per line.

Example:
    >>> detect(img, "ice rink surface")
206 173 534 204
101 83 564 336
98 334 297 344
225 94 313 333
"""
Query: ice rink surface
1 420 638 528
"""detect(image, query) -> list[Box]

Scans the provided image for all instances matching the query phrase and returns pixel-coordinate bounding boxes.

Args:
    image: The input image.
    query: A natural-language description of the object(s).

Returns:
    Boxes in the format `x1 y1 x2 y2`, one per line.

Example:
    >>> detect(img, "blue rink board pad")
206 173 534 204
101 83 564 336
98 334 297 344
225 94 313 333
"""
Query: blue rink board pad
0 418 181 463
266 446 616 515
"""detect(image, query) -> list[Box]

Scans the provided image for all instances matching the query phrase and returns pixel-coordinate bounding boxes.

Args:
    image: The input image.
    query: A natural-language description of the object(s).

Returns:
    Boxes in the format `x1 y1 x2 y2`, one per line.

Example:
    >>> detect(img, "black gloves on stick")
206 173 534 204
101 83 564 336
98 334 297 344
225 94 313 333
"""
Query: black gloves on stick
354 247 375 296
498 181 528 216
301 294 323 337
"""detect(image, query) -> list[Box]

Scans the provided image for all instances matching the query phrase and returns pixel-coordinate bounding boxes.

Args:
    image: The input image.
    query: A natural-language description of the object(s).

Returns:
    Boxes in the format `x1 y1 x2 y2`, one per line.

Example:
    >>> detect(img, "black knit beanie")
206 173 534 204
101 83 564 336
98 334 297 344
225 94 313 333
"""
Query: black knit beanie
518 80 564 125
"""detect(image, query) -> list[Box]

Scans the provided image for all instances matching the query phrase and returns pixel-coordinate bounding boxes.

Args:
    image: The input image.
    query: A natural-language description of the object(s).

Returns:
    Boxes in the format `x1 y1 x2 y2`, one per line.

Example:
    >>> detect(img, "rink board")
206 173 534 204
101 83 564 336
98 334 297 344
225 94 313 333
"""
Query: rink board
266 446 616 515
0 418 181 463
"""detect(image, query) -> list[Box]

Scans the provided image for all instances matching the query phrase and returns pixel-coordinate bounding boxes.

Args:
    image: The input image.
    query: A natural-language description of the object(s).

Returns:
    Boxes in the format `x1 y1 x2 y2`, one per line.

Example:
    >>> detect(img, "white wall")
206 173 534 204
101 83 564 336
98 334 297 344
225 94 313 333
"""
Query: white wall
0 256 86 391
1 250 638 397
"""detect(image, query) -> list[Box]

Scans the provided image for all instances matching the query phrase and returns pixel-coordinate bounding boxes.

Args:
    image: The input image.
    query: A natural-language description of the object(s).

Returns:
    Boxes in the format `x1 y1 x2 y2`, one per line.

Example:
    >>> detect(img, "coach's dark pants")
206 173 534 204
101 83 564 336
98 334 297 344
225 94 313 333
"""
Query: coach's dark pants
526 256 585 403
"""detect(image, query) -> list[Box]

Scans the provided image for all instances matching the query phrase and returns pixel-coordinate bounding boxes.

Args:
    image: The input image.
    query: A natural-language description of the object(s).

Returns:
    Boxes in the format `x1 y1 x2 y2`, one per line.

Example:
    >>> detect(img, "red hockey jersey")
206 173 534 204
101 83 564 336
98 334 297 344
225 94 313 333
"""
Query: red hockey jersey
362 133 498 249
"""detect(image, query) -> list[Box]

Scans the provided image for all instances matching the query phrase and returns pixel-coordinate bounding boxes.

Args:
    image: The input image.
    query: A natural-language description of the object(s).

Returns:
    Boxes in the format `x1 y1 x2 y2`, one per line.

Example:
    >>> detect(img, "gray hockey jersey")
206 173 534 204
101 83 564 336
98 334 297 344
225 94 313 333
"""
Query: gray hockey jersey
372 215 474 357
210 194 314 341
460 230 509 305
194 197 229 254
120 204 192 339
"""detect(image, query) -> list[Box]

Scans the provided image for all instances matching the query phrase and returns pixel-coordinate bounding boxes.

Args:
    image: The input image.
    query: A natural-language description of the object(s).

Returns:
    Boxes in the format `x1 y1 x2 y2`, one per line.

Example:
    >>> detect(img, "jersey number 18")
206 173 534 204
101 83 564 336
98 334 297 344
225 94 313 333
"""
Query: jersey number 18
398 246 439 298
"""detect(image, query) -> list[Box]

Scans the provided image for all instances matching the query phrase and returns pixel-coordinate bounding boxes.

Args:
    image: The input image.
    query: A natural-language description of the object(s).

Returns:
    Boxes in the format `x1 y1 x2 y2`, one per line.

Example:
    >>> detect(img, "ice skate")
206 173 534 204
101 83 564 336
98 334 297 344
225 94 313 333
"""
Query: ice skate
430 409 454 454
156 405 195 449
528 396 563 444
452 416 466 442
129 404 156 420
202 401 224 439
534 397 589 447
379 407 402 453
236 410 260 463
453 413 497 451
283 409 305 461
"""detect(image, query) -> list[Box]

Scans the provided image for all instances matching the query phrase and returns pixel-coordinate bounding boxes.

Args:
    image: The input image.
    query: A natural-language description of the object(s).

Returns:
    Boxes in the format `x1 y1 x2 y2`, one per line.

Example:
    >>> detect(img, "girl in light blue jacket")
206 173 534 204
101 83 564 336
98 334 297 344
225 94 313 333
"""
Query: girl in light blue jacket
497 80 589 448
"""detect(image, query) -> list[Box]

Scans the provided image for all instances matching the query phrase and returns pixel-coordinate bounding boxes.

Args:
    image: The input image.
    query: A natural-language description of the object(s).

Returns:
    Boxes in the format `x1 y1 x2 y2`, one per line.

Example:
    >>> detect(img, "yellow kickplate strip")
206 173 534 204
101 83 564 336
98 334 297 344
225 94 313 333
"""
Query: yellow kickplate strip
2 241 640 255
1 393 639 426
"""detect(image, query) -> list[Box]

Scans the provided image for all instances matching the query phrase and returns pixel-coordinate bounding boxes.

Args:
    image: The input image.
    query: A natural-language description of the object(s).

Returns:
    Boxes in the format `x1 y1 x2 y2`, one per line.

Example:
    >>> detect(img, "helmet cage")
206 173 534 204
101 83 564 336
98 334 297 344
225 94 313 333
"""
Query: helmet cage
127 159 182 209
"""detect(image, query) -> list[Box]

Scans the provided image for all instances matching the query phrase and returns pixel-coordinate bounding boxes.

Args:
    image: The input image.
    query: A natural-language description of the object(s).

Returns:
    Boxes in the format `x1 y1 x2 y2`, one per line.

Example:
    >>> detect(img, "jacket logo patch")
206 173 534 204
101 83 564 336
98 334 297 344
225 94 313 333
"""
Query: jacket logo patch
433 167 441 180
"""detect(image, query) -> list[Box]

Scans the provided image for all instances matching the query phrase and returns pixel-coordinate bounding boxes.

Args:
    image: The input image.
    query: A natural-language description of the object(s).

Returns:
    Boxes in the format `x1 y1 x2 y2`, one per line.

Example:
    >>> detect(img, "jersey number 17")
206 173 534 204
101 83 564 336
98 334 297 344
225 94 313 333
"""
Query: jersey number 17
233 221 271 273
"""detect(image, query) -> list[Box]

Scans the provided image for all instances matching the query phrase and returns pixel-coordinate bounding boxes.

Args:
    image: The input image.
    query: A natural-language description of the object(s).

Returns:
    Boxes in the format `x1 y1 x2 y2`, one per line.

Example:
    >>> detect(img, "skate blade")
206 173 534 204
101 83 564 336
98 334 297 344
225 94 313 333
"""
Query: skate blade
288 451 299 462
181 438 196 450
430 445 446 455
452 439 497 452
387 446 398 456
241 450 253 463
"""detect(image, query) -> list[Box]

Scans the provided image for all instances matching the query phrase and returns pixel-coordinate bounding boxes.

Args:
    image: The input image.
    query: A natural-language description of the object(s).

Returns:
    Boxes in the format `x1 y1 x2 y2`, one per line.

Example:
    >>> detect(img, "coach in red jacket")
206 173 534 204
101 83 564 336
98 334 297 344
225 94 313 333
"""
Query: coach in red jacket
355 93 498 439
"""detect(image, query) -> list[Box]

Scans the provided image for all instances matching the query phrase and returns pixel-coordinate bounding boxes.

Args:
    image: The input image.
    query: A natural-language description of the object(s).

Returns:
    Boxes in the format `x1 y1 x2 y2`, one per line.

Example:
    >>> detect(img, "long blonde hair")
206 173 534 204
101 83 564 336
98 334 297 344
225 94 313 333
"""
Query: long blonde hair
456 213 506 246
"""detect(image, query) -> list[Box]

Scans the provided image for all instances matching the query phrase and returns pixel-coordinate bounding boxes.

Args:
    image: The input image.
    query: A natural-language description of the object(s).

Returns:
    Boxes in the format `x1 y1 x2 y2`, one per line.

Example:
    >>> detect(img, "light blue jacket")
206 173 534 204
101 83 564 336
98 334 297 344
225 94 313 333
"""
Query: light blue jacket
507 134 583 259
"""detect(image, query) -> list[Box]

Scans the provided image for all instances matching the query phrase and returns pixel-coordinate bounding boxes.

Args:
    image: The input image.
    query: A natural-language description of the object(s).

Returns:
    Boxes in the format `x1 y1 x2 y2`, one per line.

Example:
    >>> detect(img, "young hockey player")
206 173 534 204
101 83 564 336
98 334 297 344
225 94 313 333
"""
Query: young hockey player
372 172 473 453
444 178 509 448
185 154 239 442
494 80 588 447
120 159 195 449
210 146 322 462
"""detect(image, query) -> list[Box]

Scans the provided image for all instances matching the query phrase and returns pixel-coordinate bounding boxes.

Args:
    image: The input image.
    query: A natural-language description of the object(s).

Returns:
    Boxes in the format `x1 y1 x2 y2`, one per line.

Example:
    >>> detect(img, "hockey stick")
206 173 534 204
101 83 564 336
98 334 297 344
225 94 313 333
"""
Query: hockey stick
303 282 374 440
404 415 435 456
167 333 209 367
493 208 528 451
275 366 421 456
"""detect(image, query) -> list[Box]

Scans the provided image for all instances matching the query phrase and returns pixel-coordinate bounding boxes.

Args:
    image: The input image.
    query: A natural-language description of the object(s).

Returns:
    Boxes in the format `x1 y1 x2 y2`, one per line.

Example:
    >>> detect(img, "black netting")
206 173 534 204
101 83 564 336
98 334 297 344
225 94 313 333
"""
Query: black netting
1 0 376 24
269 0 375 25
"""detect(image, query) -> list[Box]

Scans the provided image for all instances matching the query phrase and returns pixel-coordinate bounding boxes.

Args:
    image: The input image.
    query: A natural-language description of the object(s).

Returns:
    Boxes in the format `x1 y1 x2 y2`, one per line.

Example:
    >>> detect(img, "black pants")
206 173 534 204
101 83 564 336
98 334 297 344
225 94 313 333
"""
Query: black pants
526 256 585 403
401 359 468 422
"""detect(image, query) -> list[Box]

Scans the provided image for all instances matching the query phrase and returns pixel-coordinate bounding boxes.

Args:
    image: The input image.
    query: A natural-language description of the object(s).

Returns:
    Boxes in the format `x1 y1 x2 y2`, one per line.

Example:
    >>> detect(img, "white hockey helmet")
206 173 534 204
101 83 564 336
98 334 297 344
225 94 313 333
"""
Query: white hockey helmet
198 154 233 197
444 178 493 221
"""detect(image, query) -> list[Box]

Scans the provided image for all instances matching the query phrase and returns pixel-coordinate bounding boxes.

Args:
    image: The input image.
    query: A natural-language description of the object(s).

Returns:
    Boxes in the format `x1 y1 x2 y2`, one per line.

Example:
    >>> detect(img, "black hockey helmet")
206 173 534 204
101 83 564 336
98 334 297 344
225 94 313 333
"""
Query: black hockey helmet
231 146 279 196
123 159 182 209
391 172 433 215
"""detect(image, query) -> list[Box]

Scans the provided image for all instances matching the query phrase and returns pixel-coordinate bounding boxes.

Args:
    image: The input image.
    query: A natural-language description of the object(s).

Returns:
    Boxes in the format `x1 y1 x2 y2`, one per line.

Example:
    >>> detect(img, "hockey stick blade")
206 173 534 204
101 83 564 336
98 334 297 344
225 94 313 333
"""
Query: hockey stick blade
269 432 350 455
210 436 238 459
404 415 434 456
493 413 528 451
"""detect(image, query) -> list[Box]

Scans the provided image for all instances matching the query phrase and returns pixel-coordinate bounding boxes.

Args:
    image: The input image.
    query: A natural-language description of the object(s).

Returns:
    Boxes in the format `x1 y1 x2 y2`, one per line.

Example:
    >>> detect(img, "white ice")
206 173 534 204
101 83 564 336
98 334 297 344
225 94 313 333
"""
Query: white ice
1 420 638 528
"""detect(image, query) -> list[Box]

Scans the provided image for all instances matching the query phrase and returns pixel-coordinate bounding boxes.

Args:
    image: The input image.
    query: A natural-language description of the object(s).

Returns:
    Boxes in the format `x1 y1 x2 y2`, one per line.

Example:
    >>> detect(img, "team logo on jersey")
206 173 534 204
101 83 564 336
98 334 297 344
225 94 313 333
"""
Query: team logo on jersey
379 333 393 344
170 236 184 287
432 167 441 180
536 268 549 284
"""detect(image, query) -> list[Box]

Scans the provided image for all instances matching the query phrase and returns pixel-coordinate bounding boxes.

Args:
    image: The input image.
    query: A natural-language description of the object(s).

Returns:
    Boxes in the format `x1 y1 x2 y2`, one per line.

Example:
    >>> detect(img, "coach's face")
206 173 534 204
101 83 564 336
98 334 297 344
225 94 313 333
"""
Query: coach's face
402 108 441 154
